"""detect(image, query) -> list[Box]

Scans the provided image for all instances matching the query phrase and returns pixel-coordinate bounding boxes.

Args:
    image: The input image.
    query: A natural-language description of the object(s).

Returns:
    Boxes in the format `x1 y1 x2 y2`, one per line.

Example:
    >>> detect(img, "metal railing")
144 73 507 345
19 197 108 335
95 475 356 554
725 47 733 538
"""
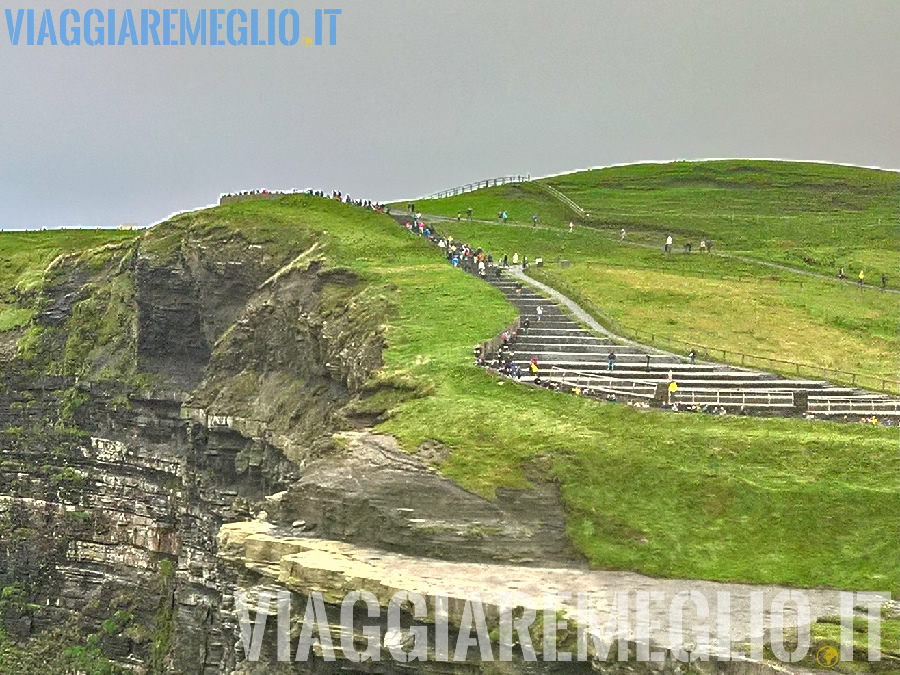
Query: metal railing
808 397 900 414
424 175 530 200
539 183 587 217
679 389 795 408
544 373 798 408
546 366 656 398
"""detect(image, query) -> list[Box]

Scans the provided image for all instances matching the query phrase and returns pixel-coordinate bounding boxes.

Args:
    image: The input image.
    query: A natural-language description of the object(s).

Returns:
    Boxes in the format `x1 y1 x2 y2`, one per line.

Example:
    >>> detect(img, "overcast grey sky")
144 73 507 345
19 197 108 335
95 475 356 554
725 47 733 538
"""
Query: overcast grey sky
0 0 897 229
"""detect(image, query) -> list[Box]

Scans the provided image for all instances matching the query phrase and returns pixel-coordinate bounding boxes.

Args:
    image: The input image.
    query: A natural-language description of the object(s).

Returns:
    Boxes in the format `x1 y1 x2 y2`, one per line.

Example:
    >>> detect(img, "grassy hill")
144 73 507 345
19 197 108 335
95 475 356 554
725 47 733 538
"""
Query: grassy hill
2 196 897 595
549 160 898 274
406 160 899 277
393 161 900 387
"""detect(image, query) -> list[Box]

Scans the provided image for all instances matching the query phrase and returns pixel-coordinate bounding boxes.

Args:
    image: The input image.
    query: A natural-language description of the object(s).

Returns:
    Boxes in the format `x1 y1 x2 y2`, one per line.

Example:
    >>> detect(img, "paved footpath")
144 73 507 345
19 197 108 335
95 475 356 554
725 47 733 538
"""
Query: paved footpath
411 210 899 295
502 264 689 360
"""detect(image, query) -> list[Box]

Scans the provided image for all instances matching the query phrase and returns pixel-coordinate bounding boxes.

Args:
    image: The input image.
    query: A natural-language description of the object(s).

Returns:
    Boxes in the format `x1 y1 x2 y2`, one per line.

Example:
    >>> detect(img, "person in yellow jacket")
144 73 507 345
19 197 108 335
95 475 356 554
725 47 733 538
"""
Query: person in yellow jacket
858 270 865 287
667 380 678 405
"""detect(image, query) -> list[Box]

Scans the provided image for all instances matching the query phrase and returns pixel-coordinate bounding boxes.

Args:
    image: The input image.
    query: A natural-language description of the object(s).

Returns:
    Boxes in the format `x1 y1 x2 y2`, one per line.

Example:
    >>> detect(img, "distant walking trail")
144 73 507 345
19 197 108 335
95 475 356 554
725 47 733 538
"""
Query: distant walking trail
533 186 900 295
411 196 899 294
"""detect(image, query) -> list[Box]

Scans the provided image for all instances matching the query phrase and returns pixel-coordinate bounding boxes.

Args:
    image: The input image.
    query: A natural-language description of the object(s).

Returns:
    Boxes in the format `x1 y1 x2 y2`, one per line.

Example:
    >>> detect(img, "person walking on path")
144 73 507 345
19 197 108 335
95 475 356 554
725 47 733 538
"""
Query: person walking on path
688 348 697 364
532 214 538 226
858 269 865 287
536 305 543 322
645 354 651 371
665 235 673 253
502 254 508 267
512 252 519 265
502 210 508 223
881 272 887 290
467 206 473 221
569 221 574 234
620 228 626 241
607 352 616 371
667 380 678 405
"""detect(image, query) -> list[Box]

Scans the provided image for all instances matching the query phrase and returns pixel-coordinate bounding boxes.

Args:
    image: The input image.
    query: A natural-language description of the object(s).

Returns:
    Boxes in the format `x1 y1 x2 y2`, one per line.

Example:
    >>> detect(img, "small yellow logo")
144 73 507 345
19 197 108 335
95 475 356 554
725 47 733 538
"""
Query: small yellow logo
302 36 313 47
816 645 840 668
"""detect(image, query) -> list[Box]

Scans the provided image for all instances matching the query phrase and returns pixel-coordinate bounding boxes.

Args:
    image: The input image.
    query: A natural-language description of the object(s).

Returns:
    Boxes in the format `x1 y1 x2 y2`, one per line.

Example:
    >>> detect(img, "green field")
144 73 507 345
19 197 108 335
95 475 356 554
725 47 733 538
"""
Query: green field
548 160 899 276
393 161 900 387
2 192 898 595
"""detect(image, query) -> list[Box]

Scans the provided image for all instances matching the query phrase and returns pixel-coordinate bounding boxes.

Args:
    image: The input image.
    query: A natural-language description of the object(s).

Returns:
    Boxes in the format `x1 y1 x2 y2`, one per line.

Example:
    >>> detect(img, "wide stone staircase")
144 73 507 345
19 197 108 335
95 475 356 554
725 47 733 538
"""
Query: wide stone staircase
482 271 900 420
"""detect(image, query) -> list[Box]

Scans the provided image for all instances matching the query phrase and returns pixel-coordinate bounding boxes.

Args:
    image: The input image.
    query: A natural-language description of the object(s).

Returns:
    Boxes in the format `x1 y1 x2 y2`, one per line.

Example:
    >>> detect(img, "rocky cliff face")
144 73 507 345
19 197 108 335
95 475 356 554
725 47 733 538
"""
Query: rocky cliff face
0 212 582 673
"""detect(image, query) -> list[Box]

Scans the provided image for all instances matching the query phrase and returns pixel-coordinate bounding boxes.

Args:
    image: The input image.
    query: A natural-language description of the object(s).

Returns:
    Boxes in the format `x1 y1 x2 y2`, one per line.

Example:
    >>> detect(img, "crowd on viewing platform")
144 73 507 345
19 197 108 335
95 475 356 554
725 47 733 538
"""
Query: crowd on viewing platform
219 188 387 211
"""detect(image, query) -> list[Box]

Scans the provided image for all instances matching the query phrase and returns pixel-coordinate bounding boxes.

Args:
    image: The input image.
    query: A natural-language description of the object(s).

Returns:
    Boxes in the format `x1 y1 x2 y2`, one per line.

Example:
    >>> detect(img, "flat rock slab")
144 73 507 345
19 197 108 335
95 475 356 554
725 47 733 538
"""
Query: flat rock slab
220 521 880 661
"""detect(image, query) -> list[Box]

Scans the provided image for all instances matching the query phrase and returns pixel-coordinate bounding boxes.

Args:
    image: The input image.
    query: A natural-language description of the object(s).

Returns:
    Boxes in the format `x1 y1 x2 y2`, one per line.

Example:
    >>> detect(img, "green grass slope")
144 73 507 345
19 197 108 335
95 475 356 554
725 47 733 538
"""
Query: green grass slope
0 229 138 334
549 160 899 275
393 161 899 386
3 198 897 595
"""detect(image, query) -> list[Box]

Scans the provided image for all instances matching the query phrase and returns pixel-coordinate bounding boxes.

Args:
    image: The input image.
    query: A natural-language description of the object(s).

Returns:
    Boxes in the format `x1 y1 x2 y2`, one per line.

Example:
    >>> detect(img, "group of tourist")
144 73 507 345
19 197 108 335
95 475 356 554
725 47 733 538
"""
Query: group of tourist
475 351 524 380
838 267 888 290
860 415 895 426
396 214 500 281
664 234 712 254
672 403 734 416
853 415 895 426
220 188 387 212
391 217 691 412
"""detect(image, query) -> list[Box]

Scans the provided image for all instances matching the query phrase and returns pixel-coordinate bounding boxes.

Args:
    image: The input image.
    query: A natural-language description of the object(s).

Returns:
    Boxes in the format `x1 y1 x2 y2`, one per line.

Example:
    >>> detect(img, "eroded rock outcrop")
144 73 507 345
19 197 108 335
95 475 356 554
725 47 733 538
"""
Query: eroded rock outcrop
267 431 581 566
0 211 581 672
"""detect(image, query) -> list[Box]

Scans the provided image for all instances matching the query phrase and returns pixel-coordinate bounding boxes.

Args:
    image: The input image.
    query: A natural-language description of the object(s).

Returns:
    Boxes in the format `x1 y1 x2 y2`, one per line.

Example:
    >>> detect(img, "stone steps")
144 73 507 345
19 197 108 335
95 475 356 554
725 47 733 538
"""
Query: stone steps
481 271 899 419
